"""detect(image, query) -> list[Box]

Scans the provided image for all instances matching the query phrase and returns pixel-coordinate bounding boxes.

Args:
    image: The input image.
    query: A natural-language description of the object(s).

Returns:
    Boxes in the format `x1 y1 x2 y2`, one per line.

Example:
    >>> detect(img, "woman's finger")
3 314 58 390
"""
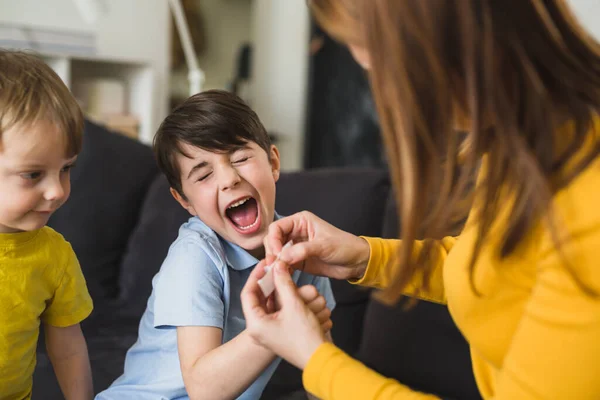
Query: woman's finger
264 216 296 256
277 241 318 265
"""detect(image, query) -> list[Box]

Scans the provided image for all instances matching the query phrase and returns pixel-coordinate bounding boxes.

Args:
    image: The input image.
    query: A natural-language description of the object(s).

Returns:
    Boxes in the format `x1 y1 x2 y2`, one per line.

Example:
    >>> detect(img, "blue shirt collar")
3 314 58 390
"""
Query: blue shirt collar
219 212 282 271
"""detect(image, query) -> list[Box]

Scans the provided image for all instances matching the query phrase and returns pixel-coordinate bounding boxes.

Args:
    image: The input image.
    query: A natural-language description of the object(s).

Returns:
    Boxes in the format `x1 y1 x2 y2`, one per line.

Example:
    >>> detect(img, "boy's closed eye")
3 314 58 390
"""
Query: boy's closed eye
232 156 250 164
197 171 212 182
231 148 253 164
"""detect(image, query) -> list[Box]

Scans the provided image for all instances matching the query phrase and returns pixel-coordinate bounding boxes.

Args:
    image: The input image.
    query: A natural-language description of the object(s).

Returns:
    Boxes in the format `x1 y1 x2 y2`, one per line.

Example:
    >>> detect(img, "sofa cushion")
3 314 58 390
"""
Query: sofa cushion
275 168 389 305
34 314 141 396
357 298 481 400
48 121 158 302
381 191 400 239
117 174 190 316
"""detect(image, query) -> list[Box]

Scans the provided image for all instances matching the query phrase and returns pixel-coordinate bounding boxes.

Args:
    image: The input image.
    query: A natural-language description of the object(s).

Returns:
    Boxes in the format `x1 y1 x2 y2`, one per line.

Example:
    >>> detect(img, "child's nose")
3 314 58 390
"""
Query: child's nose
43 180 66 201
220 166 241 191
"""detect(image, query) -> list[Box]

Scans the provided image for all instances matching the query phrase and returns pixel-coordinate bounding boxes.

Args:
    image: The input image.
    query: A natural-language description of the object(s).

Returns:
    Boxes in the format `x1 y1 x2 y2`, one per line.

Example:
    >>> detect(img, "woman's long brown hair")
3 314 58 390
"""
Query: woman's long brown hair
311 0 600 303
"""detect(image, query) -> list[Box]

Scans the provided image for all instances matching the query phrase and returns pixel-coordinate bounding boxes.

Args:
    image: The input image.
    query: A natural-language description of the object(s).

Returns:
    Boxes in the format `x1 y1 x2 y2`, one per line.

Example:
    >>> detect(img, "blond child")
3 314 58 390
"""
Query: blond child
0 50 93 399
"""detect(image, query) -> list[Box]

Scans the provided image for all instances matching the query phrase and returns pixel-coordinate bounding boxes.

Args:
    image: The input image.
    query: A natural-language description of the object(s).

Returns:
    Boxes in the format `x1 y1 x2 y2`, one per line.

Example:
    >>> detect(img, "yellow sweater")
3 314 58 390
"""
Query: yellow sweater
303 143 600 398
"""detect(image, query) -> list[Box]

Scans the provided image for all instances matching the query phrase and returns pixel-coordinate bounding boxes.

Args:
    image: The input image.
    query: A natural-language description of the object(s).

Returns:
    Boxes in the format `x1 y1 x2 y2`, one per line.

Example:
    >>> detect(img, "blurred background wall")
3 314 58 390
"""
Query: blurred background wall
1 0 598 171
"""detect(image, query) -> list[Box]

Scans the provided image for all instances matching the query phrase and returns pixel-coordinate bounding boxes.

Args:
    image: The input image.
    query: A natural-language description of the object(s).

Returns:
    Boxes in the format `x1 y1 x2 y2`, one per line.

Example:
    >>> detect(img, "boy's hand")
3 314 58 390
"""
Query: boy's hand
297 285 333 334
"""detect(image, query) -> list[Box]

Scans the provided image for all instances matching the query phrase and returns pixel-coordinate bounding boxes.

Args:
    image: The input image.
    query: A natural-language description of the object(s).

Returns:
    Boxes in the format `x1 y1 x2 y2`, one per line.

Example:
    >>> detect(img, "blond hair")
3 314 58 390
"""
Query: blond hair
0 50 83 156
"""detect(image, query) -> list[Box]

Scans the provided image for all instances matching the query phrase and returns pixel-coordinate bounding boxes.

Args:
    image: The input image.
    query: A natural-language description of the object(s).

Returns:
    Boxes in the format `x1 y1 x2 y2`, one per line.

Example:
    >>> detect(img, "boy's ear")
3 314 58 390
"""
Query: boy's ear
170 187 196 216
269 145 281 182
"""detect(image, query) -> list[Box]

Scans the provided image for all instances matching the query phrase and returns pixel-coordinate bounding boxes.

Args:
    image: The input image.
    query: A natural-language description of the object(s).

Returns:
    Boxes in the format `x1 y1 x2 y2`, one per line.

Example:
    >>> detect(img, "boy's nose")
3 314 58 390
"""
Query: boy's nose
220 167 242 191
43 180 66 202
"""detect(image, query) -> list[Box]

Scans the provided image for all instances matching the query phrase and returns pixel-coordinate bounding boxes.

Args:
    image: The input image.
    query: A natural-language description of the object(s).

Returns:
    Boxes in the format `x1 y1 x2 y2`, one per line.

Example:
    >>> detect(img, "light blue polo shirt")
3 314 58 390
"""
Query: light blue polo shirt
96 215 335 400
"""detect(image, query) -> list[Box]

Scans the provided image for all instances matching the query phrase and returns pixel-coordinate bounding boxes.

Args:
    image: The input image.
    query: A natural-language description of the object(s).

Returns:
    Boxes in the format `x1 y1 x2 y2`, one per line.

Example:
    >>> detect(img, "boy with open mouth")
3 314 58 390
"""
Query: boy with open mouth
97 90 335 400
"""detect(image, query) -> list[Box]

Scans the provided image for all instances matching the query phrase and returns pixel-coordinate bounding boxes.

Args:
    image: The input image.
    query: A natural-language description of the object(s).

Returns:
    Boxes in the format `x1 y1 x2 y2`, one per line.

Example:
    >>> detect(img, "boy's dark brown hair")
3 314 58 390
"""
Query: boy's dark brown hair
0 50 83 156
153 89 272 197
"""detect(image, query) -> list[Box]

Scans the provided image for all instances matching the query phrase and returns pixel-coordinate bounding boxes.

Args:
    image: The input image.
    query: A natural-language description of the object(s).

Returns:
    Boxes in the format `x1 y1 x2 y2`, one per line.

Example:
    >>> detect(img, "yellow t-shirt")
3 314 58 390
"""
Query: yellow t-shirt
0 227 93 400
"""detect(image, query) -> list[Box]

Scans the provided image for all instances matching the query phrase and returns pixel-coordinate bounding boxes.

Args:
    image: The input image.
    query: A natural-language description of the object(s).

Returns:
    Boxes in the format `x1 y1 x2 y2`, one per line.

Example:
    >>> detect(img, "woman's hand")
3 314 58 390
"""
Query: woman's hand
242 260 328 370
265 211 371 281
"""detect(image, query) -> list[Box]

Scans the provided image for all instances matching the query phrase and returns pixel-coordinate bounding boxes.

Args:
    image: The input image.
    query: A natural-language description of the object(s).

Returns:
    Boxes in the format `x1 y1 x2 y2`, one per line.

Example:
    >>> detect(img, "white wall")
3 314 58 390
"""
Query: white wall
248 0 600 172
171 0 253 98
250 0 310 171
0 0 170 140
569 0 600 40
2 0 597 161
0 1 90 33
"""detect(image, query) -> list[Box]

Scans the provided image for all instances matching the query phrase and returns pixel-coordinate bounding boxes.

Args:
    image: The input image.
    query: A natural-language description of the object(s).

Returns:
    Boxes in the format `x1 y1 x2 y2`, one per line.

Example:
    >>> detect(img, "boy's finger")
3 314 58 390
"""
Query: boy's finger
315 308 331 324
297 285 319 303
321 320 333 333
306 295 327 313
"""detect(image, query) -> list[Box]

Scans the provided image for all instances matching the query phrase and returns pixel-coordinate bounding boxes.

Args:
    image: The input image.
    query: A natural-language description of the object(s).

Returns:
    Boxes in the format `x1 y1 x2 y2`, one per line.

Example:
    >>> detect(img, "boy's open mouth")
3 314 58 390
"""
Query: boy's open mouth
225 197 260 233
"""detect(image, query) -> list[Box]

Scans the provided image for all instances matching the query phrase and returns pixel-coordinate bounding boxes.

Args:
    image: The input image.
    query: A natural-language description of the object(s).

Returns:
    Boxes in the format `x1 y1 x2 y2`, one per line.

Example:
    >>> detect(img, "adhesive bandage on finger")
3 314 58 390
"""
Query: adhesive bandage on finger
258 241 293 297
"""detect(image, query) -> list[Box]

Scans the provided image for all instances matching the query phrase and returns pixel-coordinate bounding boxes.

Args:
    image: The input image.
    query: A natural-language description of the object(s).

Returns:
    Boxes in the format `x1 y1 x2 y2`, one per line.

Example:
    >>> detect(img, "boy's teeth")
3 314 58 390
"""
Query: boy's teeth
228 197 249 209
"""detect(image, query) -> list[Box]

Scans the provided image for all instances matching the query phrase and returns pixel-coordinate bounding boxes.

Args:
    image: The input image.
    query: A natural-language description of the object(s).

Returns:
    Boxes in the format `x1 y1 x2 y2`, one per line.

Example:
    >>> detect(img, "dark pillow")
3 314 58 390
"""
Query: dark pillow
117 174 190 317
275 167 390 304
357 299 481 400
381 191 400 239
48 120 158 303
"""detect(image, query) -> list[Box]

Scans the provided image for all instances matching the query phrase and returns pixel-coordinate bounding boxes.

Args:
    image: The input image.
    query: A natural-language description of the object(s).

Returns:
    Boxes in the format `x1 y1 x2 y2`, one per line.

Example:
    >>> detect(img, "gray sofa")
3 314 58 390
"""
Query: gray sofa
33 121 481 399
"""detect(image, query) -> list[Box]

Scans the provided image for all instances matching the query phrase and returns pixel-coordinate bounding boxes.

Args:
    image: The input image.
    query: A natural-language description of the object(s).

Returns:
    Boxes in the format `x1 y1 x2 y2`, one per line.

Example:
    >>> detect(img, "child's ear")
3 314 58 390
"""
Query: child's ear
269 145 281 182
170 187 197 216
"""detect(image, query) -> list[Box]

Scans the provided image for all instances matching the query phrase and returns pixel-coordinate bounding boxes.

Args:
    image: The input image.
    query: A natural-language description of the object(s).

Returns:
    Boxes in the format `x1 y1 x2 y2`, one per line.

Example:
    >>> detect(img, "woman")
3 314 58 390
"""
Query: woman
241 0 600 399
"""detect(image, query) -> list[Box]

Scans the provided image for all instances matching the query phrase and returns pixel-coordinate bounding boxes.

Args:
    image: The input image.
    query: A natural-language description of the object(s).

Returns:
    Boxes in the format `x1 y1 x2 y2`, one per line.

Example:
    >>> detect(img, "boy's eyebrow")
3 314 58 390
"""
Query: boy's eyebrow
14 163 45 169
187 161 208 179
65 155 78 164
15 155 78 170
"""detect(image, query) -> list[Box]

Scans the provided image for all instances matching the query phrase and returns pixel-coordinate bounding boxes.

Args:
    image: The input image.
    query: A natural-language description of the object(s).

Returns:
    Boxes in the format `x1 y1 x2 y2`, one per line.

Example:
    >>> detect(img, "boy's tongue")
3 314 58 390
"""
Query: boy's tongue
227 198 258 228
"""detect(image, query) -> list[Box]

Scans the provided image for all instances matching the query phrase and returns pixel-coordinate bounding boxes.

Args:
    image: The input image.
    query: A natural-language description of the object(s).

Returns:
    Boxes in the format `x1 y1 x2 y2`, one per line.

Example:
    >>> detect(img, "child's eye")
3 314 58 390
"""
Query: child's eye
197 172 212 182
233 157 249 164
61 163 75 173
20 171 42 180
